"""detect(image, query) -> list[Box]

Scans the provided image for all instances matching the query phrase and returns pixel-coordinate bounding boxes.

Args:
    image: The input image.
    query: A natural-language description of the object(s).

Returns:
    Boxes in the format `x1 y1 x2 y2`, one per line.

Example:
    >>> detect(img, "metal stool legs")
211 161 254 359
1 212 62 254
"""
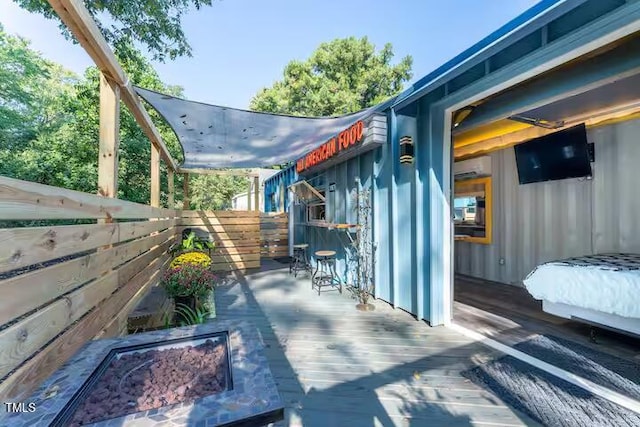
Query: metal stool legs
289 245 311 277
312 252 342 295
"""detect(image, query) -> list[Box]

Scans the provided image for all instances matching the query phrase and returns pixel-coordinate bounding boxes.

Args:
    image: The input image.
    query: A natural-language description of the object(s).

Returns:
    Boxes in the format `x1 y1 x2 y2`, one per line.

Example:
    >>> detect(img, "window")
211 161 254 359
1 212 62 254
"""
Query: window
454 176 492 244
289 180 326 223
307 194 326 222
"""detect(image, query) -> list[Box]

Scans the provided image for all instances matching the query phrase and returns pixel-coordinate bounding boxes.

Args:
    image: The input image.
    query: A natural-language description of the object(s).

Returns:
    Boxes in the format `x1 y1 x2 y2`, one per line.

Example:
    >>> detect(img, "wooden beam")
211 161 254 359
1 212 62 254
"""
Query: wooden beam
247 180 252 211
98 72 120 199
254 175 259 211
178 168 259 177
150 144 160 208
47 0 177 171
167 169 175 208
182 173 190 210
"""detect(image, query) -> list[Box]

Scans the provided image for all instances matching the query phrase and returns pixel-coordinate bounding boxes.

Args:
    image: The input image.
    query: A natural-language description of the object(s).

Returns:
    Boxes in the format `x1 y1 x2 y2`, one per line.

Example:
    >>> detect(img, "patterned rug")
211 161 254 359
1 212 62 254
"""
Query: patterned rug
462 336 640 427
514 335 640 400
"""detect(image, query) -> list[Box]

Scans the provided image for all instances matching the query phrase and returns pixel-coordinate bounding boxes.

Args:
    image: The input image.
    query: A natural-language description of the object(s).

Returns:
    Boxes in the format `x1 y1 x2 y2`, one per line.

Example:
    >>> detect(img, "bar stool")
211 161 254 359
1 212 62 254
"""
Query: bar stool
289 244 311 277
312 250 342 295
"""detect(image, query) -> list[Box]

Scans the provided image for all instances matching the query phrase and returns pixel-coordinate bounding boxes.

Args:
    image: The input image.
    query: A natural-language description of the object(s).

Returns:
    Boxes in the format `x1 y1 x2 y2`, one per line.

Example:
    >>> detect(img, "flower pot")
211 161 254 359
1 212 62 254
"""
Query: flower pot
356 303 375 311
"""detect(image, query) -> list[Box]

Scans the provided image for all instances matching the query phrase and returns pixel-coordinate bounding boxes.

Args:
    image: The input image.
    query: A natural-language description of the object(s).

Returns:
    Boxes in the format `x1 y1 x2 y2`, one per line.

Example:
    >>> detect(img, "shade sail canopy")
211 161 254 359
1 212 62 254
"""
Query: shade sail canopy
135 87 389 170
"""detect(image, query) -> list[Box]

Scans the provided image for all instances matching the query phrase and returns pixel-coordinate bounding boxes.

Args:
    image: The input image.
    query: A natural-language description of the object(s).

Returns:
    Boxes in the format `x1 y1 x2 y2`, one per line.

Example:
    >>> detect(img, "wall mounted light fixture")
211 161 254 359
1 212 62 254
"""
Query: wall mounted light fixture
400 136 414 164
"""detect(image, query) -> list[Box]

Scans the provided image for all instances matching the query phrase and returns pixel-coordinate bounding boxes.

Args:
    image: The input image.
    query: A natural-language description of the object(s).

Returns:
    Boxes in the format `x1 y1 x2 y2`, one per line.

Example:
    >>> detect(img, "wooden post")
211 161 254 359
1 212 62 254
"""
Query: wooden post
150 144 160 208
167 169 174 209
182 173 190 210
98 73 120 200
254 175 259 211
247 179 253 211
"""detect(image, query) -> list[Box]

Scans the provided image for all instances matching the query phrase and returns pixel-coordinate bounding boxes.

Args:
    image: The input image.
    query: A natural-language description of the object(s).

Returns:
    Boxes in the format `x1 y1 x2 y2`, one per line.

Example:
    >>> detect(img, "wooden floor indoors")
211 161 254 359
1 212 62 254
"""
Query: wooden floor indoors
213 261 539 427
454 275 640 364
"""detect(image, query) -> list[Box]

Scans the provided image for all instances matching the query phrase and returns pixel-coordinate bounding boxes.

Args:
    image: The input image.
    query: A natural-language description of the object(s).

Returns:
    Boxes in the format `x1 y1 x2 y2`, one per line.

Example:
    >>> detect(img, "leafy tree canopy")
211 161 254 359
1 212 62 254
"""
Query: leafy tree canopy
13 0 214 62
0 25 244 211
0 25 184 205
189 175 249 211
250 36 413 117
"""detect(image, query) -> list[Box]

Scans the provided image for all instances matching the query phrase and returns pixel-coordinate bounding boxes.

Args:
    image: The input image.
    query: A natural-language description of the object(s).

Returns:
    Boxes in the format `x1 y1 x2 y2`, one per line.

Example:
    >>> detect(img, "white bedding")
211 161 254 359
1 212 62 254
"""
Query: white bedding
523 254 640 319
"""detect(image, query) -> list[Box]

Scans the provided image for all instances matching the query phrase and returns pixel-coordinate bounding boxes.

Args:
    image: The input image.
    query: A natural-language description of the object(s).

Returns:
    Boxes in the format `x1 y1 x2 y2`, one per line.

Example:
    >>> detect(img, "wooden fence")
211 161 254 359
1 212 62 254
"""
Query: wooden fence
0 176 268 400
260 213 289 259
0 176 178 400
179 210 261 271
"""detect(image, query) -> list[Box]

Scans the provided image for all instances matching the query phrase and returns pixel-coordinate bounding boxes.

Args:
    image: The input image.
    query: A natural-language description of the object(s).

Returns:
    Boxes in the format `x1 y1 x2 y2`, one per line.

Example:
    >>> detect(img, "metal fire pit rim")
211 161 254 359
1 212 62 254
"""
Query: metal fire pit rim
3 320 284 427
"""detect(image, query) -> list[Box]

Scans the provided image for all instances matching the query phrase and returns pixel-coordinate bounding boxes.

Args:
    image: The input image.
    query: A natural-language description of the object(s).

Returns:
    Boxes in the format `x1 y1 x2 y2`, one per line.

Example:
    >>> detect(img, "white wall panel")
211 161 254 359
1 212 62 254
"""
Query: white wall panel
452 117 640 285
592 118 640 254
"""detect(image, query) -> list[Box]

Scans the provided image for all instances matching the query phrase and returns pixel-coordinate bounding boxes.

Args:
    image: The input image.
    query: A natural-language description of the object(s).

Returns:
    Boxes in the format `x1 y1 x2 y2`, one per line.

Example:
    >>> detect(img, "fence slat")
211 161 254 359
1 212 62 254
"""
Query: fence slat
0 228 175 326
0 176 176 220
209 253 261 264
178 217 265 225
0 270 119 379
260 212 288 259
176 223 259 232
210 261 260 271
0 244 171 400
0 219 175 274
179 210 259 218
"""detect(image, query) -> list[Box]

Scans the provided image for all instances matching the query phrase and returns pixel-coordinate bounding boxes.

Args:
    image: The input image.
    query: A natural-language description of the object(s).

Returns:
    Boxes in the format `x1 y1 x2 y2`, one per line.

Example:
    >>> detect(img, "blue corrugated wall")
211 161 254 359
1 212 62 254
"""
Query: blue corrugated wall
264 167 297 213
260 0 629 325
264 114 433 322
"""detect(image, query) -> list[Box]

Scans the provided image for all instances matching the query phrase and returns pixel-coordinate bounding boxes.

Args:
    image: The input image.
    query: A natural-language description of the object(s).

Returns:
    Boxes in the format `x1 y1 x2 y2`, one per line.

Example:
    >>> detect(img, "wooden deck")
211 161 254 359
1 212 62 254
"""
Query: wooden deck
454 275 640 364
214 261 538 426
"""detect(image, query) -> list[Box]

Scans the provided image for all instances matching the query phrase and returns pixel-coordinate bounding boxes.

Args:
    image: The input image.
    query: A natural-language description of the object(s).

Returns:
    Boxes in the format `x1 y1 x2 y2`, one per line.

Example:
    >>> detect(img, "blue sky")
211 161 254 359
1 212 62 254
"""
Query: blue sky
1 0 540 109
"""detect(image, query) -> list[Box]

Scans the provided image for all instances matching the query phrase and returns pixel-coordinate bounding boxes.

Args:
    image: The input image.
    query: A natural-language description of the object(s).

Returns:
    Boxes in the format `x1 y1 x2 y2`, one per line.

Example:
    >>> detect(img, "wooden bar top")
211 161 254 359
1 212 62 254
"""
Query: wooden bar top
304 221 358 229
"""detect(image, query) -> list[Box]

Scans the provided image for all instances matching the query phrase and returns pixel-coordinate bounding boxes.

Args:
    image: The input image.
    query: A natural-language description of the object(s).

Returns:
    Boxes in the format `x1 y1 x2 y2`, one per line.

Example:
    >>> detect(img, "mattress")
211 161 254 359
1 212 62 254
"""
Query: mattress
523 254 640 319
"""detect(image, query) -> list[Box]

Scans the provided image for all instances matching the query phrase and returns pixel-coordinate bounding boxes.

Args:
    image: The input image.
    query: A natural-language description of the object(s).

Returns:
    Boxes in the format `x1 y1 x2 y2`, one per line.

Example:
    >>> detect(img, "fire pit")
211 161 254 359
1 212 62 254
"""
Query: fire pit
3 321 283 426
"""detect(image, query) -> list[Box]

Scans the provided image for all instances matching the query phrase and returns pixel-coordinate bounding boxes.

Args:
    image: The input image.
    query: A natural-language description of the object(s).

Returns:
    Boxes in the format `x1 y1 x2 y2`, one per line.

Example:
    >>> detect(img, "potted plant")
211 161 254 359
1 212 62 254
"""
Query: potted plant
161 263 218 322
169 251 213 270
169 229 216 257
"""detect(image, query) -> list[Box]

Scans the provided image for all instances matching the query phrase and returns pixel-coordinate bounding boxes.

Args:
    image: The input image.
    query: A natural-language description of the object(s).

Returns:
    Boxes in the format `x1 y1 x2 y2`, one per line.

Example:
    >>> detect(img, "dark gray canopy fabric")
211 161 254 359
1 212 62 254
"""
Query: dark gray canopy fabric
135 86 390 170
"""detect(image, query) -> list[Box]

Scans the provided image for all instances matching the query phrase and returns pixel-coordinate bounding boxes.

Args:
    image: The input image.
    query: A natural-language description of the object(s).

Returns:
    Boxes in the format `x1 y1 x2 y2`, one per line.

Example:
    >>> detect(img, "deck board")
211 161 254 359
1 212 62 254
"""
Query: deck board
213 261 539 426
454 275 640 363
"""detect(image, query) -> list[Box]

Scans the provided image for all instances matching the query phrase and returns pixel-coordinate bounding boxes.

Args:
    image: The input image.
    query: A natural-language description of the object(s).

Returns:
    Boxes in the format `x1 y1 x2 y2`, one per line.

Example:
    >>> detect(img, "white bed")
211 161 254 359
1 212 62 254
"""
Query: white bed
523 253 640 337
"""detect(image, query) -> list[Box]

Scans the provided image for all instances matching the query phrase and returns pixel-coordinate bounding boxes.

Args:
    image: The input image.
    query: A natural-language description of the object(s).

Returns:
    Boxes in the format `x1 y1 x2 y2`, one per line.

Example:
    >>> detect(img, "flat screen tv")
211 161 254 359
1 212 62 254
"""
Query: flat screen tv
514 123 592 185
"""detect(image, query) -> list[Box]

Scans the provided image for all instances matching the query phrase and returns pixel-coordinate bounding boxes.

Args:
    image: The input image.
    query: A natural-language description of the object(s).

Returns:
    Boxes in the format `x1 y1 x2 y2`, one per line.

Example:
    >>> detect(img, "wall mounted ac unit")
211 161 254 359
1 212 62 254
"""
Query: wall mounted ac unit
454 156 492 180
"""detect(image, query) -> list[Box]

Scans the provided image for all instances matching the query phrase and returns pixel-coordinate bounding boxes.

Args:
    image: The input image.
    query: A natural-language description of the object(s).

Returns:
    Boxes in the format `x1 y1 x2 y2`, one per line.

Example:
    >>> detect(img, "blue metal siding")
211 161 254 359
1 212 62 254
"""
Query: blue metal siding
373 144 392 302
414 102 430 321
263 166 298 213
292 154 377 287
260 0 634 327
394 114 418 314
425 104 448 326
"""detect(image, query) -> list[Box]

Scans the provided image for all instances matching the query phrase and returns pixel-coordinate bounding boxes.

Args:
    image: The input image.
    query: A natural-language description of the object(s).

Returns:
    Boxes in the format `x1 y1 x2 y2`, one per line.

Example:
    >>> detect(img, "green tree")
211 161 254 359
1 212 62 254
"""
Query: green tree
57 45 186 204
0 24 63 148
189 174 249 211
13 0 214 62
0 25 184 206
250 36 413 116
